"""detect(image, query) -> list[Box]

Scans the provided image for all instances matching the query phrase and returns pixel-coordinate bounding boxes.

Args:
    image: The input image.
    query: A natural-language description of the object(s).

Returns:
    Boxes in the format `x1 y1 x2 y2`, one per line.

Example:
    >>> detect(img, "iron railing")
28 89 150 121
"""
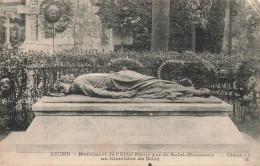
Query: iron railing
0 65 247 132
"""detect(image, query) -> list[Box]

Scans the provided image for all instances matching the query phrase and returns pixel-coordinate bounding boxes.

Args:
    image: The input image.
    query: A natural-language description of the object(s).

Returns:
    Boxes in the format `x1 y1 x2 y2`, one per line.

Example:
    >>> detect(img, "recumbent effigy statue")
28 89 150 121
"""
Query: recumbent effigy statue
53 70 210 100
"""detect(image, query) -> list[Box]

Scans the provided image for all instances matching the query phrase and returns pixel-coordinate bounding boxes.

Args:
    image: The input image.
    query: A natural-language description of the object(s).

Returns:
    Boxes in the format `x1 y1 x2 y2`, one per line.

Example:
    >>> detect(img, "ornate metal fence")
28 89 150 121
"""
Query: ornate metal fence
0 65 247 133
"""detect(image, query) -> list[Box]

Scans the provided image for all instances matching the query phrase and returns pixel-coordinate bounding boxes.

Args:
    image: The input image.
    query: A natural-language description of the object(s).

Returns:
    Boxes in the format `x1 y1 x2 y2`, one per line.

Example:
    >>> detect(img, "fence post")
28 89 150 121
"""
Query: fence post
52 67 57 93
43 69 47 96
231 78 236 118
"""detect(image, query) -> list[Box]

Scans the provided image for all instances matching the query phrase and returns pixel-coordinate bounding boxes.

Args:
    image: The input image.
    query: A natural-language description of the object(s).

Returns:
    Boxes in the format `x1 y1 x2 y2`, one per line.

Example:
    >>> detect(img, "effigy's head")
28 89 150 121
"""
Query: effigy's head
54 74 75 94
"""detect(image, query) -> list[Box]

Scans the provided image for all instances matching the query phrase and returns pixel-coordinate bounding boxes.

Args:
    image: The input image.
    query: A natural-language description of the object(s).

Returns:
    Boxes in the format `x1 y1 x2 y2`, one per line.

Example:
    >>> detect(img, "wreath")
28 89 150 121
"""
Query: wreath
181 51 218 74
158 58 218 88
157 60 185 81
40 0 73 34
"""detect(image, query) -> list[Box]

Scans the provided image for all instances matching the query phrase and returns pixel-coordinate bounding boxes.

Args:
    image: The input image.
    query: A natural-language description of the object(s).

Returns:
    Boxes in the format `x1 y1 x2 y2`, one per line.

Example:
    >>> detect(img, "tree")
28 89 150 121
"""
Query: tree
231 0 260 60
151 0 170 52
185 0 212 52
196 0 225 53
95 0 152 51
222 0 233 55
168 0 191 52
169 0 213 53
95 0 225 53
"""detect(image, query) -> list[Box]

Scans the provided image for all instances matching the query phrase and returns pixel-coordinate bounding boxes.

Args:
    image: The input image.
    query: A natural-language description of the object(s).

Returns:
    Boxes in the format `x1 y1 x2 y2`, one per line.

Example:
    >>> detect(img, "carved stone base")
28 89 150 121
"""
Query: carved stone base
16 95 247 153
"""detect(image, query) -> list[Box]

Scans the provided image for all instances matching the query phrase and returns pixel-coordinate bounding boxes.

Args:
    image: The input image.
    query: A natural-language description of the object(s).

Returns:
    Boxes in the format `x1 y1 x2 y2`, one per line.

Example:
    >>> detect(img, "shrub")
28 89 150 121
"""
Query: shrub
235 60 260 130
110 57 144 72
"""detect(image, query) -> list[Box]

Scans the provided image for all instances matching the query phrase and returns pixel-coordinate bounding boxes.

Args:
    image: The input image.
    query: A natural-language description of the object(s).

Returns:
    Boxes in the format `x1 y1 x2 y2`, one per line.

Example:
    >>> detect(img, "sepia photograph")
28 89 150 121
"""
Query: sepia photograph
0 0 260 165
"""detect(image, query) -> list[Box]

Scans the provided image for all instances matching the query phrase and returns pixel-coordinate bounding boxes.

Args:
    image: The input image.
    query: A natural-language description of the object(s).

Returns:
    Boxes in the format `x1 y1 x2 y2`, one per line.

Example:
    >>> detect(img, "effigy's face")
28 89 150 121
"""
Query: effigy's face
0 78 11 91
57 82 71 94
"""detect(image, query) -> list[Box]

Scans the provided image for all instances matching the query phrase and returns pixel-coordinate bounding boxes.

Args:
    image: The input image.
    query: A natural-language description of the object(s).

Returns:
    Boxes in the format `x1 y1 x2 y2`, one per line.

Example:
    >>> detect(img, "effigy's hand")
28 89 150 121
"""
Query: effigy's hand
49 93 66 97
193 88 210 97
201 88 210 97
121 90 136 98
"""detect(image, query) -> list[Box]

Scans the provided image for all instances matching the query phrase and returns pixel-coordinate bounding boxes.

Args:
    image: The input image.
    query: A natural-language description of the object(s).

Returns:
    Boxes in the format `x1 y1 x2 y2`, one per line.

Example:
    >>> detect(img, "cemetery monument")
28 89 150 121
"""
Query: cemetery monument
0 0 259 165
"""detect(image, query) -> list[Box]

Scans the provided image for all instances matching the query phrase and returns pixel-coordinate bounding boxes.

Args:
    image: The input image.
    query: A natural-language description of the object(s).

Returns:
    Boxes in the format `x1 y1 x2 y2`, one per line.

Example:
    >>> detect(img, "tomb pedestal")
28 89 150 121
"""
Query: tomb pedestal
16 95 248 153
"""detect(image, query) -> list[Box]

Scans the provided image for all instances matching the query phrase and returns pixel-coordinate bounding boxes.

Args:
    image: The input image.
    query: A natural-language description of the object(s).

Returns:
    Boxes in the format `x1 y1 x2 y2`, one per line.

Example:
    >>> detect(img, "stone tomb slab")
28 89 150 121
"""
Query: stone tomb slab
16 95 247 153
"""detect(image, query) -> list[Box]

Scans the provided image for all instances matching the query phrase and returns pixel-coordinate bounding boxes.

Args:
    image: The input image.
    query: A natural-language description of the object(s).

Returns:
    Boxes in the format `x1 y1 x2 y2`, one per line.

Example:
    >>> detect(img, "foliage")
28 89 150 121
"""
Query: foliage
95 0 216 52
157 51 218 88
168 0 192 52
0 17 5 45
235 61 260 129
195 0 226 53
94 0 231 53
0 47 33 132
95 0 146 32
185 0 213 28
92 0 151 51
172 0 221 53
109 57 144 72
236 61 260 106
232 0 260 60
95 0 152 51
124 1 152 51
